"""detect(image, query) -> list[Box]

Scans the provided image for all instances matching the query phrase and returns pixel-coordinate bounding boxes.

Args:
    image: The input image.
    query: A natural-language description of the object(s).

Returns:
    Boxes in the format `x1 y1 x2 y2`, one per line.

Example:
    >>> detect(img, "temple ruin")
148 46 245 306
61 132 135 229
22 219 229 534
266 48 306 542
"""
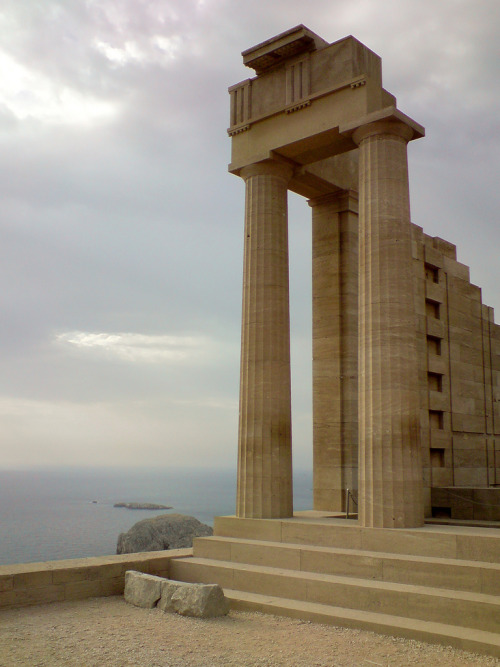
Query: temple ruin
165 28 500 654
228 25 500 527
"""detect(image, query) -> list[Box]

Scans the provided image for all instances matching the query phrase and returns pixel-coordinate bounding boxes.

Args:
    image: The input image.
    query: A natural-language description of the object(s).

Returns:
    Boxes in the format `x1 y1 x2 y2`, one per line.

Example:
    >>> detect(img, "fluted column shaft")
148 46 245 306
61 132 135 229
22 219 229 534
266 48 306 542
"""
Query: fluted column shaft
309 191 359 512
354 121 424 528
237 160 294 518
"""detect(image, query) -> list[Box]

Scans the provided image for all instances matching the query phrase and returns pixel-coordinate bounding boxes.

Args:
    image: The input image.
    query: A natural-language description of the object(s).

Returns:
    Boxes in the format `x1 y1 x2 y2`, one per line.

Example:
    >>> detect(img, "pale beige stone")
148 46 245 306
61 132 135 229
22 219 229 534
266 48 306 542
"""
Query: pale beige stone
310 191 358 512
158 580 229 618
0 549 192 611
351 119 424 528
236 160 294 519
229 25 500 525
123 571 163 608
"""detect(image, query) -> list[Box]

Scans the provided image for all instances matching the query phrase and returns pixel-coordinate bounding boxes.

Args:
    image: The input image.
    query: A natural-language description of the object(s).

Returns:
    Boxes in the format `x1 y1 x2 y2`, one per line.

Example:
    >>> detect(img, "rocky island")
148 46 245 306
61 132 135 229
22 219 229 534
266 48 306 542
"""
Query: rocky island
117 513 213 553
113 502 172 510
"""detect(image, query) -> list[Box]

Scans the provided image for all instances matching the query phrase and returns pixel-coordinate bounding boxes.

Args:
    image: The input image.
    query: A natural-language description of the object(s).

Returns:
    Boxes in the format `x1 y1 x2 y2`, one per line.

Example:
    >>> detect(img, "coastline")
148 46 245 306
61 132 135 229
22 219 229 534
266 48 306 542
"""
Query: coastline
0 467 312 565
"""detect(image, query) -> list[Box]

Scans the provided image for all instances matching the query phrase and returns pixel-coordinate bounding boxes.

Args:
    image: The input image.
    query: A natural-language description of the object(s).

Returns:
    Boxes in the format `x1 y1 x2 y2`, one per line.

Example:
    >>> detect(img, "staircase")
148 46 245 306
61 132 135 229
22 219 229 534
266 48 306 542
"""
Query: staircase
169 512 500 658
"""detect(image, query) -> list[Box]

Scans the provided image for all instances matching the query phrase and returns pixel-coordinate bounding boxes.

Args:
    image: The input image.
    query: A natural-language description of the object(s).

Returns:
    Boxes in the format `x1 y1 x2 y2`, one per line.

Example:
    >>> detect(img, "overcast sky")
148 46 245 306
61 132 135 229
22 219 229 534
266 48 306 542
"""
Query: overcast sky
0 0 498 471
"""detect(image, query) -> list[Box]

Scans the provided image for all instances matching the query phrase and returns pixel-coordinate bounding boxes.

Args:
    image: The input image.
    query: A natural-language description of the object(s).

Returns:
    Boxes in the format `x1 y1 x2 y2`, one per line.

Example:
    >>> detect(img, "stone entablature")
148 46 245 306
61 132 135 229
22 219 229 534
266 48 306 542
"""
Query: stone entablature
229 27 384 144
227 27 419 194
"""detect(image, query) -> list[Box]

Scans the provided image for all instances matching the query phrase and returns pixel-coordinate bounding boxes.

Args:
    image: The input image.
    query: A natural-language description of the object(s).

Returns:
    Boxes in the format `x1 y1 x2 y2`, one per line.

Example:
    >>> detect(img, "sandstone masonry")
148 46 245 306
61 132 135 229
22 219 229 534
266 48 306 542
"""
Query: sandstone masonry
229 26 499 525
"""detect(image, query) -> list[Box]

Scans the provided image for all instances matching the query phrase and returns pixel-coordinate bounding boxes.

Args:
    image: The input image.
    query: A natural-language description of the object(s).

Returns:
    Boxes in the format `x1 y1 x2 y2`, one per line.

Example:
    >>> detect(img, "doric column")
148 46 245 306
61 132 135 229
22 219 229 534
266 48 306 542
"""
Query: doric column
309 190 359 512
236 160 294 518
353 120 424 528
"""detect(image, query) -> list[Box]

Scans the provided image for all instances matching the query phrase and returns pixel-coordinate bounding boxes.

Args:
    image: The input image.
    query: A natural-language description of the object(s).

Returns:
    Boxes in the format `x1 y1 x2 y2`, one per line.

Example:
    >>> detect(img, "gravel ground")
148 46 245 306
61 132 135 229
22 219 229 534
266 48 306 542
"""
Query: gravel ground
0 596 498 667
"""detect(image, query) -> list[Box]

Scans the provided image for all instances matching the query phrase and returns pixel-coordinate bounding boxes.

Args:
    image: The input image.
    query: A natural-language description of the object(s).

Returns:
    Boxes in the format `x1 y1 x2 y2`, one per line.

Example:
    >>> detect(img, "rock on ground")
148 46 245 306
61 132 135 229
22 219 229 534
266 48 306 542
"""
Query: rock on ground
124 571 229 618
158 579 229 618
116 513 213 554
123 571 163 608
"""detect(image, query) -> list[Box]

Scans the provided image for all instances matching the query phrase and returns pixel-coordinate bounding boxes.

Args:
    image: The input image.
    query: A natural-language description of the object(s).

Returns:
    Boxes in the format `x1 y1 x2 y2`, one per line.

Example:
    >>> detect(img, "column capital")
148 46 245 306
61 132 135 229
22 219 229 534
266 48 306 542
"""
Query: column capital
308 189 358 213
352 120 414 146
340 106 424 147
240 159 294 182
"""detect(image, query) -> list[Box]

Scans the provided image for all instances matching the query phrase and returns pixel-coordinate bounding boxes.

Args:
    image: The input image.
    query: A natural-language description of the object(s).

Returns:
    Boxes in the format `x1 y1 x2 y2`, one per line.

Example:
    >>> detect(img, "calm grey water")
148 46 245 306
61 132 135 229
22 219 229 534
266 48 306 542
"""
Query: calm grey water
0 467 312 565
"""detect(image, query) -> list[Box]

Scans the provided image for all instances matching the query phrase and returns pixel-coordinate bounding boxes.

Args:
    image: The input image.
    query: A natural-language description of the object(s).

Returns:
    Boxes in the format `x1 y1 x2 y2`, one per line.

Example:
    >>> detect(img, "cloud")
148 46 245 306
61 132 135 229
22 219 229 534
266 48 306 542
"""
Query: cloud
55 331 215 363
93 34 183 67
172 397 238 410
0 0 498 470
0 49 117 124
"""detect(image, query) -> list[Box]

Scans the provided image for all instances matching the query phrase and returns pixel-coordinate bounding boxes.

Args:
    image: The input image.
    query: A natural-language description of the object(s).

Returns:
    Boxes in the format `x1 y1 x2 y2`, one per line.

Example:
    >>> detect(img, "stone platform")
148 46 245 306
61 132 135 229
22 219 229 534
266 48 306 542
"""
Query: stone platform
169 511 500 658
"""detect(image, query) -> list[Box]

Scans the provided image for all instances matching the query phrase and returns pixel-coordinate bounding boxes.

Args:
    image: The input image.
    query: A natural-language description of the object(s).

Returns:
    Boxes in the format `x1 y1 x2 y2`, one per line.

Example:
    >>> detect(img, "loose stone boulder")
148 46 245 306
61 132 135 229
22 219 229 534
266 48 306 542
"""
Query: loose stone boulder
158 579 229 618
123 572 230 618
124 571 163 608
117 513 213 554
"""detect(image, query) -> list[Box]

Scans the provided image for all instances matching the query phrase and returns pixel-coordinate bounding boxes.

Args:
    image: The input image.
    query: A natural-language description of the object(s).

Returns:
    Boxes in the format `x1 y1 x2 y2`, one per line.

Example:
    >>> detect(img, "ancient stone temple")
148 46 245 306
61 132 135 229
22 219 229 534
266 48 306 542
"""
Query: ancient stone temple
166 29 500 655
228 25 500 527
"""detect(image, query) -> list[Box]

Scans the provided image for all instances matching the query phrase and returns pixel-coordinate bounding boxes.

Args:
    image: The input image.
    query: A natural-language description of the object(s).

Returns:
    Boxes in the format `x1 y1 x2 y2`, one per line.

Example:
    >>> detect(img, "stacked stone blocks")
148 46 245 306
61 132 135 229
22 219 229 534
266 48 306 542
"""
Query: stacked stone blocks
0 549 190 610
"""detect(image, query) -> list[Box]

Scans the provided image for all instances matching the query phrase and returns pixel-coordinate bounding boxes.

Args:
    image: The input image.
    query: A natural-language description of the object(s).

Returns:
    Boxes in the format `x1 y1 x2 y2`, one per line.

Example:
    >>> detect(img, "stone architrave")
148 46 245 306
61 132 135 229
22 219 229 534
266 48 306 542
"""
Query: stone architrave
236 160 294 519
352 119 424 528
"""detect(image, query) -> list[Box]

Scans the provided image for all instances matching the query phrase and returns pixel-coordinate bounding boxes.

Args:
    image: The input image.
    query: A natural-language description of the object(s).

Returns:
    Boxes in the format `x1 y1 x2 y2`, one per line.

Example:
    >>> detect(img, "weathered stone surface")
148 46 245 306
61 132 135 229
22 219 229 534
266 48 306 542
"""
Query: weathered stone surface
117 514 212 554
124 571 163 608
353 121 423 528
310 191 359 513
236 161 294 519
158 579 229 618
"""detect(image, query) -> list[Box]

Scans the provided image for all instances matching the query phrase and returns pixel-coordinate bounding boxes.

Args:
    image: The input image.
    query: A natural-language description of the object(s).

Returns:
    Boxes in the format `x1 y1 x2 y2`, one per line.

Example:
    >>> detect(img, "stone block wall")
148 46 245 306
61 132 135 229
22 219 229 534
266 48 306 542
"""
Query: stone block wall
412 226 500 516
312 208 499 518
0 549 191 610
431 487 500 521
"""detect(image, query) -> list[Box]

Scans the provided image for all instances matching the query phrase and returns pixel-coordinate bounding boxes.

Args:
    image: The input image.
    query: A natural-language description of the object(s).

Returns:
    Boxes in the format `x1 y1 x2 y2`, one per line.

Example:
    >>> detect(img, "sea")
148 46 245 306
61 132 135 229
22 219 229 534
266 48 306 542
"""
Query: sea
0 467 313 566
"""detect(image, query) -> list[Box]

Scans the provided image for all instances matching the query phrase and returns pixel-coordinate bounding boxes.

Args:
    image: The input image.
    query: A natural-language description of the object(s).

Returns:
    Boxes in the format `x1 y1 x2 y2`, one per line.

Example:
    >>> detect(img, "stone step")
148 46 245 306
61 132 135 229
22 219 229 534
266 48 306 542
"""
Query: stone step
223 589 500 659
193 535 500 595
214 515 500 563
169 556 500 634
